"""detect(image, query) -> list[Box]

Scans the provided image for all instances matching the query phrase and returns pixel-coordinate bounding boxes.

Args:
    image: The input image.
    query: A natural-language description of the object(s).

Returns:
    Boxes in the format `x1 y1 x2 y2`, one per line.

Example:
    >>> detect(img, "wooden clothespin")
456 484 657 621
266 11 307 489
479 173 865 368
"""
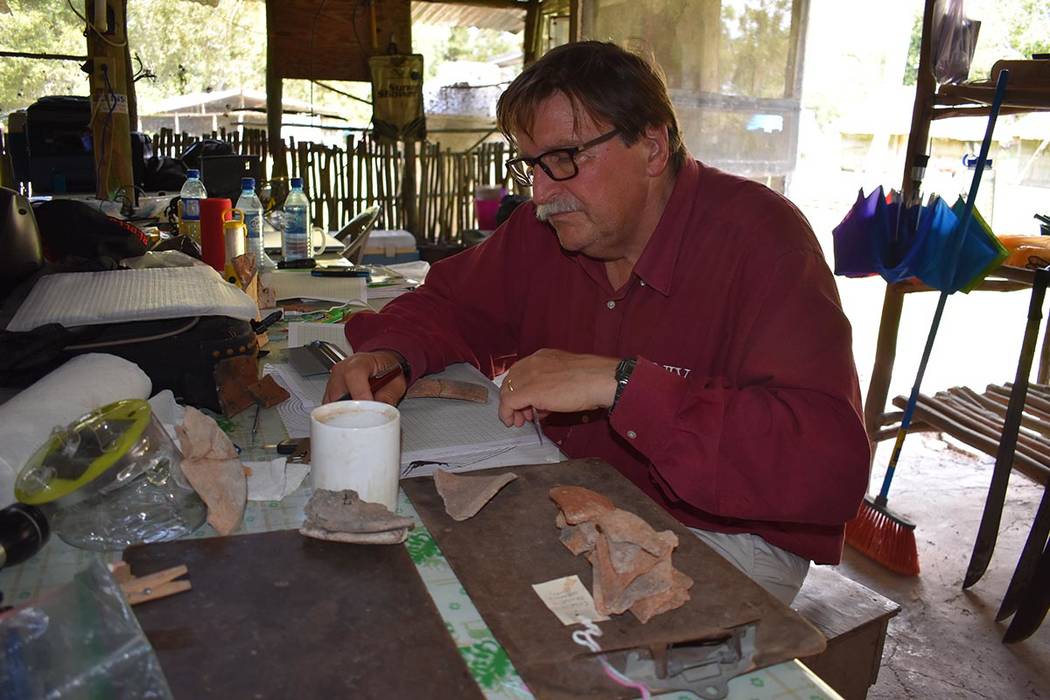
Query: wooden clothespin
111 561 192 606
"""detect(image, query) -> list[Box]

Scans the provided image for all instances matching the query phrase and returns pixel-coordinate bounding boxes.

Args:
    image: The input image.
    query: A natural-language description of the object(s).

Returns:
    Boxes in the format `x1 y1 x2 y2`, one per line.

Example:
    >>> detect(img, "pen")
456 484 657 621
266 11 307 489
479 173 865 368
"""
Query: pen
533 411 543 445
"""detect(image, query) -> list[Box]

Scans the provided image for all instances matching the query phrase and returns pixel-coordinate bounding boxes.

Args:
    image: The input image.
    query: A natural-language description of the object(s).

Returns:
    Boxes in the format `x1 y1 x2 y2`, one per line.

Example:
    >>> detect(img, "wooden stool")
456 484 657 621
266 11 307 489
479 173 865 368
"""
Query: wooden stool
793 566 900 700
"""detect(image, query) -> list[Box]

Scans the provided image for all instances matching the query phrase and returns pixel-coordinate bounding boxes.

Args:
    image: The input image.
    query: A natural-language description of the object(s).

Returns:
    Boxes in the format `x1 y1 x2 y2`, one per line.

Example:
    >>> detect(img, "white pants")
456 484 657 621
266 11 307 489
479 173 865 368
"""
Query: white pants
689 528 810 605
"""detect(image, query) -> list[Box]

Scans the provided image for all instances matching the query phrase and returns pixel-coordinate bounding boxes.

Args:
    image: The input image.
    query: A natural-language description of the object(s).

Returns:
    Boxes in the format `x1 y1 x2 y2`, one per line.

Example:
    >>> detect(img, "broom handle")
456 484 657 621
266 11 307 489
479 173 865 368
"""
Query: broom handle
876 70 1010 505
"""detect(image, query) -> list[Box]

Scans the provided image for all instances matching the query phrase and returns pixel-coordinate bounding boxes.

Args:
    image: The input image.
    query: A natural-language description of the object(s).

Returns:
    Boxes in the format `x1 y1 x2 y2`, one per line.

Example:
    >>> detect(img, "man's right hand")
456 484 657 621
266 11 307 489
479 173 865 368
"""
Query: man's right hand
323 350 408 405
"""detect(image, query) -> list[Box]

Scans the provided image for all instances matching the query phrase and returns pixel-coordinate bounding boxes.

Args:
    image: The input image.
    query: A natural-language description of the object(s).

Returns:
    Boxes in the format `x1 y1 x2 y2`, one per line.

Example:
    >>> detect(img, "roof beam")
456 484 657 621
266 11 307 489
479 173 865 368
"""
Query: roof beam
413 0 530 10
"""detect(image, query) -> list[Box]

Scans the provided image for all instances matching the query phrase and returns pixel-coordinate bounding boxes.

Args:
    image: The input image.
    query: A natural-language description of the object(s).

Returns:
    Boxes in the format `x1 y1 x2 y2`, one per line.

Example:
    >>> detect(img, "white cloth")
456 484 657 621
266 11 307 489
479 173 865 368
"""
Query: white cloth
690 528 811 605
0 354 151 508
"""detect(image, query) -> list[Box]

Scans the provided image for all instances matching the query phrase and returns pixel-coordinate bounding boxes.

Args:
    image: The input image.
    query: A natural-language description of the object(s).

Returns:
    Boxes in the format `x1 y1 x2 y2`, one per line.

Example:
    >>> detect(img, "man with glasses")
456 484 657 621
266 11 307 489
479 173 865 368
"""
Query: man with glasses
325 41 869 604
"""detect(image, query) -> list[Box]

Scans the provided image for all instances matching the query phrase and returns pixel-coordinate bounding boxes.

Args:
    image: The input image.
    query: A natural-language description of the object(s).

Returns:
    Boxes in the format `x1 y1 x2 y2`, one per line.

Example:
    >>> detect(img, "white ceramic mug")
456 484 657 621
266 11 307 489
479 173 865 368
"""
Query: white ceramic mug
309 401 401 510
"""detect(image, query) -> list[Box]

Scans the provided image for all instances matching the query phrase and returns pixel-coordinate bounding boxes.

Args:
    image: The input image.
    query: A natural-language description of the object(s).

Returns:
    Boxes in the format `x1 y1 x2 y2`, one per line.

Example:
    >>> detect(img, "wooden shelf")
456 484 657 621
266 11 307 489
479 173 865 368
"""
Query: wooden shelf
935 83 1050 112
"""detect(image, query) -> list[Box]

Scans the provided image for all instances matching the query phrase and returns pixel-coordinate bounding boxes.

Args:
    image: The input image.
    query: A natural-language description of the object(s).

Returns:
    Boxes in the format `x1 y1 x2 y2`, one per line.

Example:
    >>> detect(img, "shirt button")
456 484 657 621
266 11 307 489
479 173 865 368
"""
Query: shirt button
606 300 616 310
581 415 590 424
626 430 637 439
640 280 646 287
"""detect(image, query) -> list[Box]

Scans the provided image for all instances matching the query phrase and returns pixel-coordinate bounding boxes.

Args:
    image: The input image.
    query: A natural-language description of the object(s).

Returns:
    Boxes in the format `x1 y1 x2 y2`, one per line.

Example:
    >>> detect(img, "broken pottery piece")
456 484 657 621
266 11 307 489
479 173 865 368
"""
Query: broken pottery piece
559 521 599 556
595 508 677 557
176 407 247 536
300 525 410 545
247 374 290 408
591 534 673 615
629 568 694 624
304 489 414 534
214 354 259 418
405 378 489 403
548 485 615 525
434 468 518 521
606 539 651 575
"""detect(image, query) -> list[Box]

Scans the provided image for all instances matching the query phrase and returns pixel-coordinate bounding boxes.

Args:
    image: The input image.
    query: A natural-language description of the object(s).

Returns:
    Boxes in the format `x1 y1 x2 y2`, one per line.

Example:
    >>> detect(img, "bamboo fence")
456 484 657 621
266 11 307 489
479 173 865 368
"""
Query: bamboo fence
149 127 515 246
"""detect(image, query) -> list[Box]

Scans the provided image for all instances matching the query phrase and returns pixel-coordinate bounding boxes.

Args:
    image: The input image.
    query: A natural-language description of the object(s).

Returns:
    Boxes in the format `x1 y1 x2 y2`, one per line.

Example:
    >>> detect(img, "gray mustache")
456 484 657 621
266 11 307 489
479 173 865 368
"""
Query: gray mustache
535 199 581 221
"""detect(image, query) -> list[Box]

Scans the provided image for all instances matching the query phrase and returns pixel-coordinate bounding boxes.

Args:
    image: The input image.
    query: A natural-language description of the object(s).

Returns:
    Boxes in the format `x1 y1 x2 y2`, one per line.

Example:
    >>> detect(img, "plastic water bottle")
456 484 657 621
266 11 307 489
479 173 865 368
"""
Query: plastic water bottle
282 177 311 261
179 169 207 243
236 177 276 270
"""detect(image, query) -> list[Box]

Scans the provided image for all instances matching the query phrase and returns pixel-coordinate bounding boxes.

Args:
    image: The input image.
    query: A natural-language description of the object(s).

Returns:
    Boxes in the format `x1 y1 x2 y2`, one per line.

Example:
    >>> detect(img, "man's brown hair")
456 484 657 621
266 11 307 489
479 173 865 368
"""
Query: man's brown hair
496 41 687 173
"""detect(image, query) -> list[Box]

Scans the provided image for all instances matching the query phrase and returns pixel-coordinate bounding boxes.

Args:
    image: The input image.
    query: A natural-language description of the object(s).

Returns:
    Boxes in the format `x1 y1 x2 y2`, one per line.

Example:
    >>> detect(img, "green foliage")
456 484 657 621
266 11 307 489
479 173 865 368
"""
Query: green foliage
413 24 518 81
719 0 794 98
0 0 88 111
903 12 922 86
0 0 368 121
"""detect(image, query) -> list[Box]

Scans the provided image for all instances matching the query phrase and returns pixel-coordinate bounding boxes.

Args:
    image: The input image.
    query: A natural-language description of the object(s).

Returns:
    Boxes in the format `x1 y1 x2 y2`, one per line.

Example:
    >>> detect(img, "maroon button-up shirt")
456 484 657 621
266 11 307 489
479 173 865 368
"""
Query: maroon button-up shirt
348 159 870 563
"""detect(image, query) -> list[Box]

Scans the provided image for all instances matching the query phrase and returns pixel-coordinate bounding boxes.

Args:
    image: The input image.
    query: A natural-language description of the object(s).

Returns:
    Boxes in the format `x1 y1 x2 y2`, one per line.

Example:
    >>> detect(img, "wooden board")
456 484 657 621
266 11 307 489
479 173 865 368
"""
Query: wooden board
268 0 412 82
403 458 826 699
124 529 482 700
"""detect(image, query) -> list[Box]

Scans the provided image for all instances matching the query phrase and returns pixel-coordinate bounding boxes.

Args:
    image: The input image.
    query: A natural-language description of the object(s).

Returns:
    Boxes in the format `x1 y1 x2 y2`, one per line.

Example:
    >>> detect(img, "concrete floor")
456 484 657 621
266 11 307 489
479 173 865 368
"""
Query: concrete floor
832 435 1049 699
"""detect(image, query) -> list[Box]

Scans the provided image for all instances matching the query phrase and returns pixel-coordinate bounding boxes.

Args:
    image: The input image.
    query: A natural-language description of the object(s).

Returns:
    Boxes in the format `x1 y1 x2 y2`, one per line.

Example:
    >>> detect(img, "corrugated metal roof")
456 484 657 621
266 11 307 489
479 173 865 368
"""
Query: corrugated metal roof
411 1 525 33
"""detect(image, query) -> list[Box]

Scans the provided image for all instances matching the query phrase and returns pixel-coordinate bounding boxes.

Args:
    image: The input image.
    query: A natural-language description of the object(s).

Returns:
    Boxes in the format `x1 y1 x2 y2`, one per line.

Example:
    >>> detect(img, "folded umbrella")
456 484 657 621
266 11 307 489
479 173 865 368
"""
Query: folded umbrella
832 186 887 278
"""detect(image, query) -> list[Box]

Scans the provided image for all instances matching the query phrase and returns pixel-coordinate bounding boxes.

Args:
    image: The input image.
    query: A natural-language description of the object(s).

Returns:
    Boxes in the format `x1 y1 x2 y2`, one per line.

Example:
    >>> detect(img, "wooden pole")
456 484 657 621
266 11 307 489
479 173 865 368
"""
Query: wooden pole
523 0 541 67
568 0 582 43
265 0 288 203
86 0 134 211
402 139 419 241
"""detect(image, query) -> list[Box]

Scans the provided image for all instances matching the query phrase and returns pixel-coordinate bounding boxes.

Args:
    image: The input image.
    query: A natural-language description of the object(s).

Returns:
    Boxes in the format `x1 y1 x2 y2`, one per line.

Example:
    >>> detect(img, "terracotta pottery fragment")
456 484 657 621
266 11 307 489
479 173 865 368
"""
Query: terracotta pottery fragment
548 485 615 525
595 508 677 557
299 489 414 545
559 521 599 556
300 526 410 545
247 374 290 407
304 489 414 533
214 355 259 418
550 491 689 624
434 468 518 521
629 568 694 623
405 378 489 403
591 534 673 615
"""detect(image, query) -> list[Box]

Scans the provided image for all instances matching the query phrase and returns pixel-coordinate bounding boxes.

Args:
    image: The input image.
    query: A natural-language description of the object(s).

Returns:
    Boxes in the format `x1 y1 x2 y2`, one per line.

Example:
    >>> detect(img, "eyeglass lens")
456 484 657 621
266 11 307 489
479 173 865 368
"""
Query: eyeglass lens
509 150 578 186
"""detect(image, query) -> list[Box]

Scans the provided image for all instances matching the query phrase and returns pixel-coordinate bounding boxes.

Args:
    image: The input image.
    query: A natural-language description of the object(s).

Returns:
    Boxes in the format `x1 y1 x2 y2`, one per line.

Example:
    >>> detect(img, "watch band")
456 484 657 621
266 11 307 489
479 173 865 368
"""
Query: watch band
612 357 637 411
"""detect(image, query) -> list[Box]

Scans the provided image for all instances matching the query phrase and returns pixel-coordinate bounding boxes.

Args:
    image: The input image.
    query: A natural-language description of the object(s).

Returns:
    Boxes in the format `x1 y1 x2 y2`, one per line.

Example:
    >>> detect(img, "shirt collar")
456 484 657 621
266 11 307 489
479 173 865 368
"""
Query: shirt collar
632 158 701 296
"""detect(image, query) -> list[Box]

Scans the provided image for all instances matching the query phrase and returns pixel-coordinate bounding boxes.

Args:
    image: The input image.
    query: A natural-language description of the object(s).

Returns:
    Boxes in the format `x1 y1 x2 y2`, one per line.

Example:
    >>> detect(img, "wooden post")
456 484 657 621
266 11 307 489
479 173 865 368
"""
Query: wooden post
265 0 288 203
86 0 134 211
568 0 582 43
863 0 942 454
523 0 541 66
402 139 419 241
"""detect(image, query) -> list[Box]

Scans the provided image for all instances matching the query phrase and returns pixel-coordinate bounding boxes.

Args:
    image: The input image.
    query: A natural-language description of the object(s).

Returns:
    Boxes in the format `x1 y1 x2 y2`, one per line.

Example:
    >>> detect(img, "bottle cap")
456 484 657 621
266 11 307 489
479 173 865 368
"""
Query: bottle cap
291 177 303 189
241 177 255 190
186 169 200 179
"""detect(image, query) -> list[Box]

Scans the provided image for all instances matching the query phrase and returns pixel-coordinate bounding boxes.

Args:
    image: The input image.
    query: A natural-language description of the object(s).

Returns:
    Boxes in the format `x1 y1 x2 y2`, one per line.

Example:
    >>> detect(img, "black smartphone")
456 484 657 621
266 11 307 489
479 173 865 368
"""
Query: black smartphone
311 265 371 278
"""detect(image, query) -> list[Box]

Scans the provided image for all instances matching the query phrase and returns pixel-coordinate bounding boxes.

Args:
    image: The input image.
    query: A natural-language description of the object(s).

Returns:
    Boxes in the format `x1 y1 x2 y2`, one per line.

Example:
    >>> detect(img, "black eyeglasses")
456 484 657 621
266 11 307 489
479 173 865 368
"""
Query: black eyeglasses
505 128 620 187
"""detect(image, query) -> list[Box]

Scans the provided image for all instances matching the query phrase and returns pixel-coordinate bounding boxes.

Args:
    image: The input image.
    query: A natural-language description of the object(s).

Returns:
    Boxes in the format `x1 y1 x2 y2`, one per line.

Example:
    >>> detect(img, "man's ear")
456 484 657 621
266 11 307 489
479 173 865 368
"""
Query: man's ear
642 124 671 177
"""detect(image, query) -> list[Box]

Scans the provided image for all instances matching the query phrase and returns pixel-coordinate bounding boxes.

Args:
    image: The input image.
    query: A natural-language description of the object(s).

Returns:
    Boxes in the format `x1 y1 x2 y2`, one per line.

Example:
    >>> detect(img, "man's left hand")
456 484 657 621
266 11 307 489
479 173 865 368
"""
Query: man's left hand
498 349 619 428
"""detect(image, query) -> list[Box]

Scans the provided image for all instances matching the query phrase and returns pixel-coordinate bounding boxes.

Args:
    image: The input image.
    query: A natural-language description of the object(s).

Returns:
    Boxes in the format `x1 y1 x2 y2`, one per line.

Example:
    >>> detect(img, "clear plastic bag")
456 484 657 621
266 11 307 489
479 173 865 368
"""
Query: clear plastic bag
933 0 981 85
0 559 173 699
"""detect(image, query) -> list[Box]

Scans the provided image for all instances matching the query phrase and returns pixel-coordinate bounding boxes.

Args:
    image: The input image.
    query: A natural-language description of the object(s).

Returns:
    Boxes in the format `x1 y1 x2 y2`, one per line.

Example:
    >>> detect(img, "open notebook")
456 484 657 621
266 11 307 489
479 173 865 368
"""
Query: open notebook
266 362 547 473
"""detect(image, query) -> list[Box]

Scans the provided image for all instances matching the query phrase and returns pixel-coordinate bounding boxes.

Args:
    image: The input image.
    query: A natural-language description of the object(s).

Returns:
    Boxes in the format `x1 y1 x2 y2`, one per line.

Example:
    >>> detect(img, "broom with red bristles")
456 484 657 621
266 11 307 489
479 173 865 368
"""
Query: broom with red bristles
846 70 1010 576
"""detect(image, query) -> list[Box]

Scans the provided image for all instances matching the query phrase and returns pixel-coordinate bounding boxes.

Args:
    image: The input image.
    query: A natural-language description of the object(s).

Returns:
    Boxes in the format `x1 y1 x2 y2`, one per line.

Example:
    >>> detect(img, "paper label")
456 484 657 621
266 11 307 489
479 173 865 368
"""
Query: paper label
532 575 609 626
95 92 129 114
